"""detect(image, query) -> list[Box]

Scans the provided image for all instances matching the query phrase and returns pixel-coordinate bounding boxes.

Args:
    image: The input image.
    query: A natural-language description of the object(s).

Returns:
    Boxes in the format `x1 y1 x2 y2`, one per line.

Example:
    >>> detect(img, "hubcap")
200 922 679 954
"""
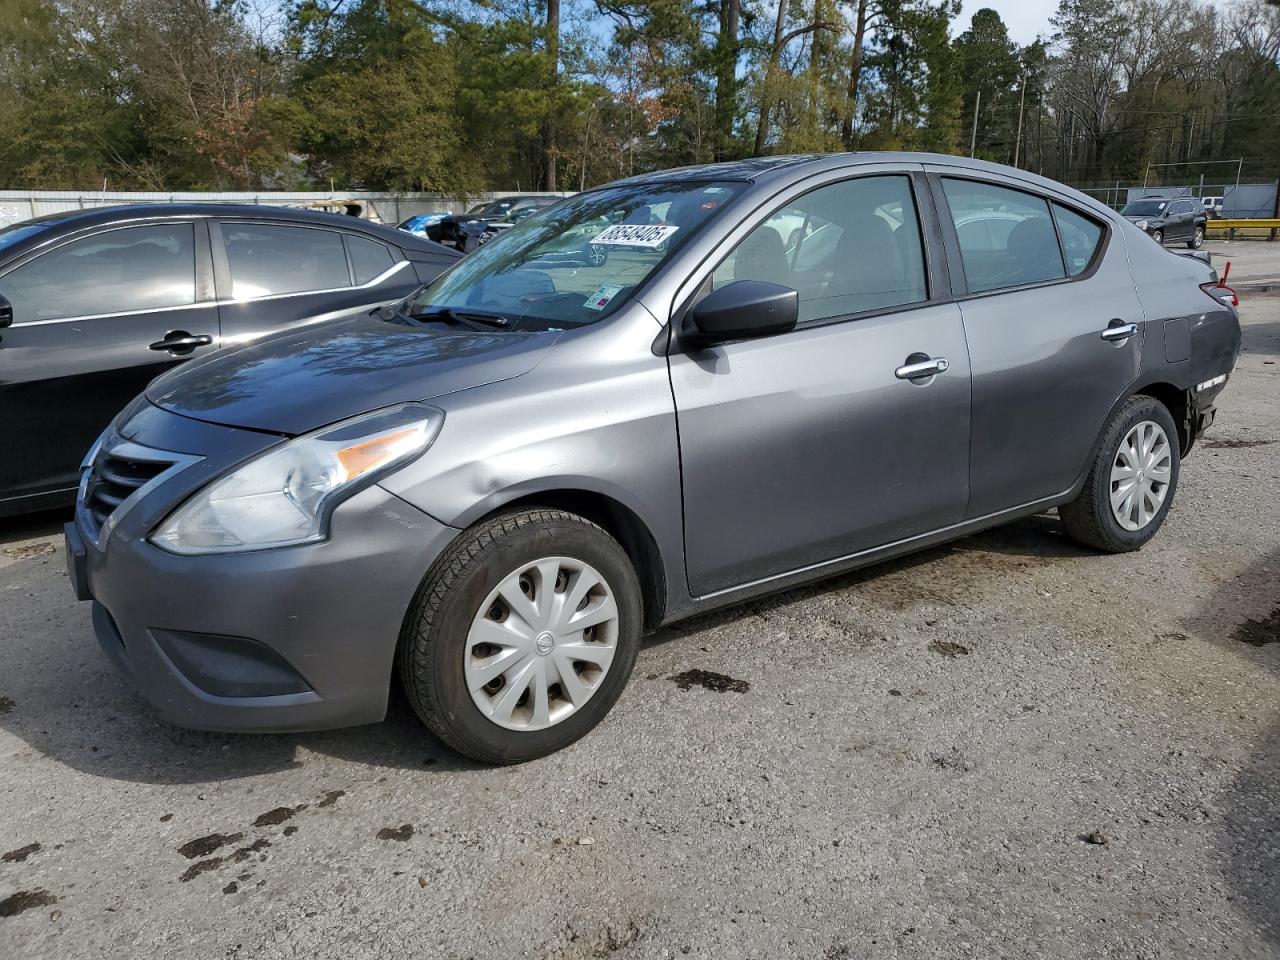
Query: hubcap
1110 420 1172 531
465 556 619 731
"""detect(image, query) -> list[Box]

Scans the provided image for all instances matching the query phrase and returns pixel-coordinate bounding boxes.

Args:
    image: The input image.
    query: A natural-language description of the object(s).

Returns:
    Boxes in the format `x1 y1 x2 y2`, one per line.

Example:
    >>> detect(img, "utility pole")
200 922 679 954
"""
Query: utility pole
1012 77 1026 168
969 89 981 158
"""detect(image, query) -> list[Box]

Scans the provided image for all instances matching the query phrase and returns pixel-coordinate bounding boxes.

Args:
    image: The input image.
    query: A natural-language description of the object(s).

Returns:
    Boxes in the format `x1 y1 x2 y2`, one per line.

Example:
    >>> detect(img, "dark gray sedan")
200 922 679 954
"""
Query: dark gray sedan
0 204 460 516
64 154 1240 763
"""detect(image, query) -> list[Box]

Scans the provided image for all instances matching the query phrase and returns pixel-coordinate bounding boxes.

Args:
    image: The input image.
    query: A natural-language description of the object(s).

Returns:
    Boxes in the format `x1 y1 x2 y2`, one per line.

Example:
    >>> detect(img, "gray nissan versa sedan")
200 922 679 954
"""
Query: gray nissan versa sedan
64 153 1241 763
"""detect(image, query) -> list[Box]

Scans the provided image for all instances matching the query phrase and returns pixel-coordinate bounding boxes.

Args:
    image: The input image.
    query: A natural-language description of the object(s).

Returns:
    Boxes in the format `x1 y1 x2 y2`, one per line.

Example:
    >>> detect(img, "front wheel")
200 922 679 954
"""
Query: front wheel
1059 395 1180 552
397 508 642 764
1150 230 1163 245
1187 226 1204 249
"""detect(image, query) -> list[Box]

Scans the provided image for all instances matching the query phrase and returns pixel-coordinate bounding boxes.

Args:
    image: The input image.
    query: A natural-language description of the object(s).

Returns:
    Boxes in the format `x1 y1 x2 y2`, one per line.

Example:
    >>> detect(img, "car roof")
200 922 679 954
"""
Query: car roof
3 203 461 259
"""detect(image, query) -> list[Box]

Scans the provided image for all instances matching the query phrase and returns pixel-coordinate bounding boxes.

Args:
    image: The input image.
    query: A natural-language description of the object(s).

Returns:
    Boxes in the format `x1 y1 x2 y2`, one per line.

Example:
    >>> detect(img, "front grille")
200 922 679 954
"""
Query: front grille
84 446 173 534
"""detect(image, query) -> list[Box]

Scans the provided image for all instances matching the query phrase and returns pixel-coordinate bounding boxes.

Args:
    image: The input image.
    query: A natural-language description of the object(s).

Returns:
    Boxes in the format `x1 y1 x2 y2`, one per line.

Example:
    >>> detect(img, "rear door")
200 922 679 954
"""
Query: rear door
0 221 216 505
929 170 1143 517
669 168 971 596
212 220 418 348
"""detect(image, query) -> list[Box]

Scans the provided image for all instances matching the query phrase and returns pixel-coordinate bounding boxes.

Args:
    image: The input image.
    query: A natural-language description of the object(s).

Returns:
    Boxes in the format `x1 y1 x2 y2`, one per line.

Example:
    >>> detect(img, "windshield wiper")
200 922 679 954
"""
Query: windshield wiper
407 306 515 330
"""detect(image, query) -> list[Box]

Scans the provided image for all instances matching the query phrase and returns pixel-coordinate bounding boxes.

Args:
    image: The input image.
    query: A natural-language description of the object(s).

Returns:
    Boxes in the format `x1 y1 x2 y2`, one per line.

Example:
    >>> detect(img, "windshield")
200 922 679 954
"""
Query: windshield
407 180 745 331
0 222 48 255
467 200 515 218
1122 200 1169 217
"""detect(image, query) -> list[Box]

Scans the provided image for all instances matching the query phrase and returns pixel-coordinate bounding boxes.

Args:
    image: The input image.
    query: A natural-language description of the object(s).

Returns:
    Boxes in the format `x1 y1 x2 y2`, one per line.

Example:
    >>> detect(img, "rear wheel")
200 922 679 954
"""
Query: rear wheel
397 508 642 764
1060 396 1180 552
1187 226 1204 249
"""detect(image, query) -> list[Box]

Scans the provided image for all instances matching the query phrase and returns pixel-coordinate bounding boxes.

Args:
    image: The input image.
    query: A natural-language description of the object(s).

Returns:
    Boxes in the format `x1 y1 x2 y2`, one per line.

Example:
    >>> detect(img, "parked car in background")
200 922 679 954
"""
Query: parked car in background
1120 196 1207 248
1201 196 1224 219
0 204 461 516
65 154 1238 764
290 198 383 222
426 195 562 252
398 212 452 237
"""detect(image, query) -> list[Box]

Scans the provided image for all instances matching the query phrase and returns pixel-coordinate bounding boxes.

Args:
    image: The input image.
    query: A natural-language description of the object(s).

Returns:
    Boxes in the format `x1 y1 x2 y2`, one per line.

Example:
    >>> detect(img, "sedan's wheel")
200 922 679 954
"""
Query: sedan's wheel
1060 395 1181 552
397 508 641 763
1151 229 1163 245
465 556 619 731
1188 226 1204 249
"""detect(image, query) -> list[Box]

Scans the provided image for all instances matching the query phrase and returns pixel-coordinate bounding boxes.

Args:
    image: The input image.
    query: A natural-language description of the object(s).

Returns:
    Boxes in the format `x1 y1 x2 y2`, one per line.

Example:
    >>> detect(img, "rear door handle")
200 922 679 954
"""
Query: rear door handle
149 333 213 353
895 356 949 380
1100 322 1138 342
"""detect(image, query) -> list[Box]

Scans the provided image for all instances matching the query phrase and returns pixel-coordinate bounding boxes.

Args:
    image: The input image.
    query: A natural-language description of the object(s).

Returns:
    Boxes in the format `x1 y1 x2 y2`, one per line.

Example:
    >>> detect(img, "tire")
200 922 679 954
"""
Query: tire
1187 226 1204 249
1151 230 1163 245
1059 395 1181 553
397 508 642 764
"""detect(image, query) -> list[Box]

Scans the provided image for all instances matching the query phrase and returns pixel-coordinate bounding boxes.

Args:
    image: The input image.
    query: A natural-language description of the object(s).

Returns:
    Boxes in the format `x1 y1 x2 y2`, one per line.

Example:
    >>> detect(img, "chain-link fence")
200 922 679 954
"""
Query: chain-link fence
1069 179 1278 219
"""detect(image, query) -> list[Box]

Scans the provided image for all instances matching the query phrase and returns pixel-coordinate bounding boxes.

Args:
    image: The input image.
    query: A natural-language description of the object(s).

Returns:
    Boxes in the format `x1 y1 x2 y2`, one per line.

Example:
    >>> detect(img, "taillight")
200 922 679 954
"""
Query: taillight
1200 259 1238 307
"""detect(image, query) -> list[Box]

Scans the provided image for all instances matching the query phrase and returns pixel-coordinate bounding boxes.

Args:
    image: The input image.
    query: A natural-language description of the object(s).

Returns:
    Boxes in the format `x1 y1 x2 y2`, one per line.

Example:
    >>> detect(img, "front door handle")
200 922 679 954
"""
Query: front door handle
895 356 950 380
1100 321 1138 343
149 332 214 353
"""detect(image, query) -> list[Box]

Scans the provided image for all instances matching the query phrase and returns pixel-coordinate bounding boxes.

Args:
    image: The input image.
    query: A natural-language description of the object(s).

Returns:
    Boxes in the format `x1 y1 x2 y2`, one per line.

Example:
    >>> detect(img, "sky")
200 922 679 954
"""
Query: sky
957 0 1061 45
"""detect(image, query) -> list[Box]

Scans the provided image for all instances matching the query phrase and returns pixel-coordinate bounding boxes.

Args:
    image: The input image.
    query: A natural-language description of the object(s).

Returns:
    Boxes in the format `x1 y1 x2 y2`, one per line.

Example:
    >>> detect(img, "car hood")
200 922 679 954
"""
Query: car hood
147 314 559 436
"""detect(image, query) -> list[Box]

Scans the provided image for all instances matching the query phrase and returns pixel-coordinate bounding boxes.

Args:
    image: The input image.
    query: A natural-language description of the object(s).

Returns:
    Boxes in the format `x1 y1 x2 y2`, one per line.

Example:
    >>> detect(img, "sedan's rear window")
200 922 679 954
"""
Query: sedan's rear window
943 179 1066 293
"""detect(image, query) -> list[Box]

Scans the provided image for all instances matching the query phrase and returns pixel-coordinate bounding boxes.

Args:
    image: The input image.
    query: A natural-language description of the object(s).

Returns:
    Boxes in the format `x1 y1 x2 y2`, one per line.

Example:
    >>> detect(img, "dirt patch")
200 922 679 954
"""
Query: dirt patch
0 889 58 917
928 640 971 658
1203 436 1274 449
0 696 13 714
316 790 345 808
1 542 55 560
377 824 415 842
179 858 223 883
2 842 40 863
283 826 298 837
178 839 271 883
1233 608 1280 647
177 832 243 860
669 669 750 693
253 804 307 827
1079 830 1109 845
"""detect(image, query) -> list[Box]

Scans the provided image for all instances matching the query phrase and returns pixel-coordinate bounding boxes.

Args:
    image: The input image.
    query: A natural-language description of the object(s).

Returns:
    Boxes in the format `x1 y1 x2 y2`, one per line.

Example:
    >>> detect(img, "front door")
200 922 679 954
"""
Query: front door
0 221 216 506
668 172 971 597
931 173 1144 517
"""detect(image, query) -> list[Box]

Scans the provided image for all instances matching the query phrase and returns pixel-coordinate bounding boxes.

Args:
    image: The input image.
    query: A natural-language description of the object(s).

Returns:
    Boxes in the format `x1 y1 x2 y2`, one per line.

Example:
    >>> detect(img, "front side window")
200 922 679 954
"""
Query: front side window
1052 204 1104 277
708 175 928 324
943 179 1065 293
223 223 350 300
407 181 745 330
1 222 195 322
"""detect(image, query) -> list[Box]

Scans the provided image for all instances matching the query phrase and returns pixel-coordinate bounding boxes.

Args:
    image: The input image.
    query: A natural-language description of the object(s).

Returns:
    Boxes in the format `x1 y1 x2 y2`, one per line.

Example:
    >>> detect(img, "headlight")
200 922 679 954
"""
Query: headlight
152 404 443 555
1135 220 1148 230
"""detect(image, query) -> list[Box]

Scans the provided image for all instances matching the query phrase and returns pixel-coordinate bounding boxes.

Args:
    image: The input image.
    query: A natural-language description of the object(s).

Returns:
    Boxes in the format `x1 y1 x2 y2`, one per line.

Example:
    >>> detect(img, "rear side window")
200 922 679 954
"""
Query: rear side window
222 223 350 299
710 174 928 324
1052 204 1103 276
1 223 195 322
943 179 1065 293
346 235 395 284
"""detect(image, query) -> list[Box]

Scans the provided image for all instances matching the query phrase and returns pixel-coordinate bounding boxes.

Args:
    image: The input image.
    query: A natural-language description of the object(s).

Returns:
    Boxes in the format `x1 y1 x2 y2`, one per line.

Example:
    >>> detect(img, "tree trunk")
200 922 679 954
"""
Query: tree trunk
841 0 870 148
753 0 789 155
714 0 741 160
545 0 559 190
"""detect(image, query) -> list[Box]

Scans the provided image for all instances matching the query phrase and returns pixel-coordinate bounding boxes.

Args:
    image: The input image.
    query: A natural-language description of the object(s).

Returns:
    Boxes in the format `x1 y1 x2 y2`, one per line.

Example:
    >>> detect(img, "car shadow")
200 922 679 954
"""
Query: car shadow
0 506 69 546
1182 547 1280 948
645 512 1090 648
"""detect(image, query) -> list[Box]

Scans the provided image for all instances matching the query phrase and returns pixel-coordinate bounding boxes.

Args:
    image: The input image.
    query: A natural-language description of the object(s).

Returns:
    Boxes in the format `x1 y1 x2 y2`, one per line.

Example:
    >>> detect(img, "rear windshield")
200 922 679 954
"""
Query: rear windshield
407 181 745 331
1121 200 1169 216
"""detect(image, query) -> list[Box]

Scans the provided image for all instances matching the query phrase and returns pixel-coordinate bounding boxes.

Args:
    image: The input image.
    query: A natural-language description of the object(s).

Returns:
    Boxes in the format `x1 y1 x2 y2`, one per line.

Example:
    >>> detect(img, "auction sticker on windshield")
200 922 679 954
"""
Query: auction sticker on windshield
584 282 625 311
591 224 679 247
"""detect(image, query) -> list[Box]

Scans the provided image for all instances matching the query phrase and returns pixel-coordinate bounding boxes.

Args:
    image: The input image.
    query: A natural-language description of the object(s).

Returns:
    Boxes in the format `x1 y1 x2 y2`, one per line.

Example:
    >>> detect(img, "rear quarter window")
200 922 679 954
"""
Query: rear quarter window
1051 204 1105 277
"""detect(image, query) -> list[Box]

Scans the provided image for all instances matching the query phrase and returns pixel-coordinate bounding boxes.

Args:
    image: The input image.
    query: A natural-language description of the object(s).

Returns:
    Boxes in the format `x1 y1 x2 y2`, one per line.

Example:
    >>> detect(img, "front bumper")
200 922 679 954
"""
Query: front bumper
68 404 458 733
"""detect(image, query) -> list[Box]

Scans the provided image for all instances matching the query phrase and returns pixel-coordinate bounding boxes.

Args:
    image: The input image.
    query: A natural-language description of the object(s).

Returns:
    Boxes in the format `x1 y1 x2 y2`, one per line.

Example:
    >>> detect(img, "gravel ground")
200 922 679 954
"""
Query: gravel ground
2 297 1279 960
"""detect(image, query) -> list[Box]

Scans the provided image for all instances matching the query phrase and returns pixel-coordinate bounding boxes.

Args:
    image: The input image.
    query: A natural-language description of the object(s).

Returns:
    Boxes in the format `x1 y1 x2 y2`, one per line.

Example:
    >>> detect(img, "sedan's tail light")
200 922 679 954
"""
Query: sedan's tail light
1200 260 1238 308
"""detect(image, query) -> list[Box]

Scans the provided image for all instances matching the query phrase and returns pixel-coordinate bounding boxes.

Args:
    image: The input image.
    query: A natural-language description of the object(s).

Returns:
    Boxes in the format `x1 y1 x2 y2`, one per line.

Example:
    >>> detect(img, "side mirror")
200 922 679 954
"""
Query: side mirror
0 294 12 329
685 280 798 346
